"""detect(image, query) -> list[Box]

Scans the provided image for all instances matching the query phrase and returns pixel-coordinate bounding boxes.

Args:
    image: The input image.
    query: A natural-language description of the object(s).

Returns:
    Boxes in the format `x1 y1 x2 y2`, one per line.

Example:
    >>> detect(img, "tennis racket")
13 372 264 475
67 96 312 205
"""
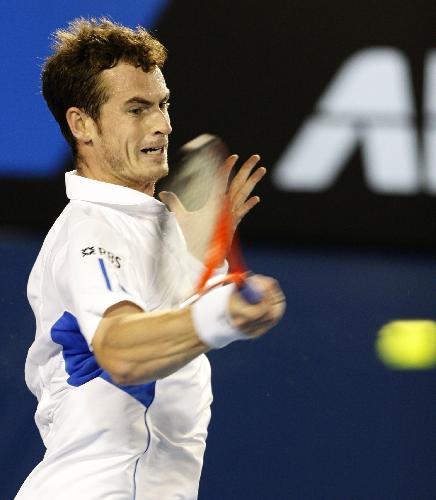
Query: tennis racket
159 134 262 305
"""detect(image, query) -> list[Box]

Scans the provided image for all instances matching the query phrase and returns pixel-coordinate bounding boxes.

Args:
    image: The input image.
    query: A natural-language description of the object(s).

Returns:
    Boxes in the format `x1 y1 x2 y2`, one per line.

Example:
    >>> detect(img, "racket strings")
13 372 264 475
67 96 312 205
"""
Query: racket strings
195 195 248 295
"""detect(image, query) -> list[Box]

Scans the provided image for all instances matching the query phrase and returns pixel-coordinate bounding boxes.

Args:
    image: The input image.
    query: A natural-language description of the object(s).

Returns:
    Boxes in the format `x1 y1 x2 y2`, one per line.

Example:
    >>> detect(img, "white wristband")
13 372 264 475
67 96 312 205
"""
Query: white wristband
191 284 248 349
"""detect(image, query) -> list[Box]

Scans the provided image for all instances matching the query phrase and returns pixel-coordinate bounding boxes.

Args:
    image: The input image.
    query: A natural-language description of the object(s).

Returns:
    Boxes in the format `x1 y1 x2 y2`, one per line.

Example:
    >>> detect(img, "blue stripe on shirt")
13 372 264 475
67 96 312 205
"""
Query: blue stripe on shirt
98 258 112 290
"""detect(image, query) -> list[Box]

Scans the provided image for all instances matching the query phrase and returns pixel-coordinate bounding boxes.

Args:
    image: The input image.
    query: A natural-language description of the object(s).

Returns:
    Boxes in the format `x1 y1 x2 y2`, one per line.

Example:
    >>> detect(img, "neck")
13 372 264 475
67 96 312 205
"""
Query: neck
76 157 156 197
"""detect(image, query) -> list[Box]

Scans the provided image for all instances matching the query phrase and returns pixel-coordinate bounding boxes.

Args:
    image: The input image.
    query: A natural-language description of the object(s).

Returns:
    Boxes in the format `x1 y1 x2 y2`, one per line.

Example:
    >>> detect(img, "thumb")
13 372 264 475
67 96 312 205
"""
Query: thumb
158 191 185 213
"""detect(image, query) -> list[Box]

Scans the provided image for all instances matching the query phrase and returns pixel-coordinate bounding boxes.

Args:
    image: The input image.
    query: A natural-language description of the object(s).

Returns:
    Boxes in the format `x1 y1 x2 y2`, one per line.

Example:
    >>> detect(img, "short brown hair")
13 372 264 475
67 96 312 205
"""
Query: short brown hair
41 17 167 153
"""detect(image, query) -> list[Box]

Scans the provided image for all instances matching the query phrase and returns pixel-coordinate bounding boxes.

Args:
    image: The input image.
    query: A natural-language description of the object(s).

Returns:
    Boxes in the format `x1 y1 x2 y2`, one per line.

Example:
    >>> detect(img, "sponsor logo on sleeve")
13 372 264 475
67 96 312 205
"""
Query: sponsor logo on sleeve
98 247 122 269
81 246 96 257
81 246 122 268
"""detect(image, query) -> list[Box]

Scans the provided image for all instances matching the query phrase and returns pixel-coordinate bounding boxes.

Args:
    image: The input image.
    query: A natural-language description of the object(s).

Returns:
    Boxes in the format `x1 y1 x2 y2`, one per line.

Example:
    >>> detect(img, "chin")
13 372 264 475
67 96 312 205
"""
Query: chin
138 162 168 184
160 163 169 178
153 159 169 177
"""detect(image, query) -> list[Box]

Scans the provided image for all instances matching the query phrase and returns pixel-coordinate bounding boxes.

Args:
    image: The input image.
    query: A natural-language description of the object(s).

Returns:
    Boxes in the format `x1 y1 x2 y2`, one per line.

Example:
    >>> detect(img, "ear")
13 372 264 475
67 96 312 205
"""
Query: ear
65 107 96 144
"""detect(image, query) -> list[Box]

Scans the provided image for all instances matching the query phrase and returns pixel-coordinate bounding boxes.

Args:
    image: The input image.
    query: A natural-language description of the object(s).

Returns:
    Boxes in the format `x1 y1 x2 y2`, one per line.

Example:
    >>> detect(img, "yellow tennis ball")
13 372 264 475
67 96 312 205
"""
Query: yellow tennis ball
376 320 436 369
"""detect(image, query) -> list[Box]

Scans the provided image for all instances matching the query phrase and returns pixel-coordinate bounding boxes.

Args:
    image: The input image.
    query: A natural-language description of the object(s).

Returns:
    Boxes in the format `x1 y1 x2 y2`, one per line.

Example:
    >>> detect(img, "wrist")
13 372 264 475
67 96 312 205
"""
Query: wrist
191 284 248 349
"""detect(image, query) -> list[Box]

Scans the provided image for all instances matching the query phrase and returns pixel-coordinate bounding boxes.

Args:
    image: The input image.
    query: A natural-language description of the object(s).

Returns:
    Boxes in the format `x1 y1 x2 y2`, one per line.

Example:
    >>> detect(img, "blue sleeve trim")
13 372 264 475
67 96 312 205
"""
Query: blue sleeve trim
51 311 155 407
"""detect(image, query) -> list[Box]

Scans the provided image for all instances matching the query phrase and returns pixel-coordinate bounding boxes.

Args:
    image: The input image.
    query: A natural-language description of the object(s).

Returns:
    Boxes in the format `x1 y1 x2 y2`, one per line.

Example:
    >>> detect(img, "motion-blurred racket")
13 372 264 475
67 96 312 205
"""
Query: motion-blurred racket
160 134 262 305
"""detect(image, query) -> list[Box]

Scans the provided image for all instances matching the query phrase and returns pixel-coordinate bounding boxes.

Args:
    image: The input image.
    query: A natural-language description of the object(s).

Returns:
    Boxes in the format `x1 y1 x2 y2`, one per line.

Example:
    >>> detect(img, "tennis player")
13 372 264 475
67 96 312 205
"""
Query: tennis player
15 18 286 500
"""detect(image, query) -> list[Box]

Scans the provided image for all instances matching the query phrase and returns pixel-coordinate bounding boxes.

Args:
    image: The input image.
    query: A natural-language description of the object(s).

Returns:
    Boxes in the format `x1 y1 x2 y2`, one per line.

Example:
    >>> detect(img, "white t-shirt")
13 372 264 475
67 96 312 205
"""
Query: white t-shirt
16 171 214 500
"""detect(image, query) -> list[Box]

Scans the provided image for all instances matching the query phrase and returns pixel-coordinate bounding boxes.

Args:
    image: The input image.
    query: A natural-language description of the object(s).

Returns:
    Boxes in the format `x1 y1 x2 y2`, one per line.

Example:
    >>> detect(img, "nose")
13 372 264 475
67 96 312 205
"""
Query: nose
151 107 172 136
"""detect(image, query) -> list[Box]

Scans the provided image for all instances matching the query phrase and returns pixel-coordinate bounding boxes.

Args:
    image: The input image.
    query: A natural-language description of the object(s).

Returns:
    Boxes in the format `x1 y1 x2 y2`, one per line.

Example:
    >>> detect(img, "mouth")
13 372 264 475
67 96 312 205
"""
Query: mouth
140 146 166 155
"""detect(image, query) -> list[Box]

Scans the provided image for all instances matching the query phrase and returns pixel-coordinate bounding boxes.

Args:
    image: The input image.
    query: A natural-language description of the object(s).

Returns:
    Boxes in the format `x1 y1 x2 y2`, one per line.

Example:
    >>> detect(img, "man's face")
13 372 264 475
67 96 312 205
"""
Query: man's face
89 63 172 191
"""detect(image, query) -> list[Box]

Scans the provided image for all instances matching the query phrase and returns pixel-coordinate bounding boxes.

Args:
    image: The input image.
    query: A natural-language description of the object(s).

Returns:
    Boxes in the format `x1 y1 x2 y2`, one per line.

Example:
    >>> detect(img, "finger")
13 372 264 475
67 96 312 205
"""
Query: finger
158 191 186 214
231 166 266 211
250 300 286 332
269 297 286 320
233 195 260 224
232 308 271 332
218 154 239 192
254 291 285 317
228 155 261 194
238 305 284 337
221 154 239 185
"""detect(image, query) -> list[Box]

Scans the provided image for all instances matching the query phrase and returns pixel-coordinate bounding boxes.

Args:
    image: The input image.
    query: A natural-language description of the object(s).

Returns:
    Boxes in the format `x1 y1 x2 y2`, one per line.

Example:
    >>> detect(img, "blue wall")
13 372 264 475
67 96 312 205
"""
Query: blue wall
1 234 435 499
0 0 169 177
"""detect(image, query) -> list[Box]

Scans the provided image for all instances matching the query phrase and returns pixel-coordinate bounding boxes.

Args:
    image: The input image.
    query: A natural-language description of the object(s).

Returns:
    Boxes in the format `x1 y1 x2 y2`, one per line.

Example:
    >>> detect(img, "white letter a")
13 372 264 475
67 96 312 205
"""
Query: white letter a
273 48 420 195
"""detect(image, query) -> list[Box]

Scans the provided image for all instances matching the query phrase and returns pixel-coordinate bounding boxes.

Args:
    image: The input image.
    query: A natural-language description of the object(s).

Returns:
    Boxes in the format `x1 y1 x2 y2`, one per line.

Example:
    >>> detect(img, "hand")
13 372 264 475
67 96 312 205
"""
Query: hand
228 275 286 338
158 154 266 261
225 154 266 232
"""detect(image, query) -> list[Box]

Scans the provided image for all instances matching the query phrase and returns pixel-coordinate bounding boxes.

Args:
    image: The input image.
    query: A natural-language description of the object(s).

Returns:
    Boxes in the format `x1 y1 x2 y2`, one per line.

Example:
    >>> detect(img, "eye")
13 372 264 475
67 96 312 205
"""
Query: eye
129 108 143 116
160 101 171 110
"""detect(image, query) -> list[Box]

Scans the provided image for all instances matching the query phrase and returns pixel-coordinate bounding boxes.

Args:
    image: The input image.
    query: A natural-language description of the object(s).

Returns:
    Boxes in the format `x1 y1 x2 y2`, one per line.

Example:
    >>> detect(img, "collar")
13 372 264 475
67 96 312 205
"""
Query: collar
65 170 165 214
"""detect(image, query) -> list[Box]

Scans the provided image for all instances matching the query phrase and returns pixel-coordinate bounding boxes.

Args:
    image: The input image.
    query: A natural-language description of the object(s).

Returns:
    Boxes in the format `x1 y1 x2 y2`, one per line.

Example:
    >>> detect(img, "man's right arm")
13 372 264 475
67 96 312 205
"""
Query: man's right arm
92 275 285 385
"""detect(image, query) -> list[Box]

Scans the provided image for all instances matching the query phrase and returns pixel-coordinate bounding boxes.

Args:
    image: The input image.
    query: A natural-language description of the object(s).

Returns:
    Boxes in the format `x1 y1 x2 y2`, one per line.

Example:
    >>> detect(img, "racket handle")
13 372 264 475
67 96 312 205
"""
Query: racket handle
238 280 263 304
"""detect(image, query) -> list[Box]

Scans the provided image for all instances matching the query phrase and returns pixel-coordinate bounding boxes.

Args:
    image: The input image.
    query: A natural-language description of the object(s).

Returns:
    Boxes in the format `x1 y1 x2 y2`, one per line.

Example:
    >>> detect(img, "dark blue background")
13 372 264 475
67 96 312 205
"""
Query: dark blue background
1 236 435 499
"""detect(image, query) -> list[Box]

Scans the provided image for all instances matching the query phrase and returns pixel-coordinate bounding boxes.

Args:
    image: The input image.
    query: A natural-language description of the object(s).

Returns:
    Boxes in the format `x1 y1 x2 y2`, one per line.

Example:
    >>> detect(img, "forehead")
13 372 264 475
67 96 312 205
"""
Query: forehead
101 63 168 102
